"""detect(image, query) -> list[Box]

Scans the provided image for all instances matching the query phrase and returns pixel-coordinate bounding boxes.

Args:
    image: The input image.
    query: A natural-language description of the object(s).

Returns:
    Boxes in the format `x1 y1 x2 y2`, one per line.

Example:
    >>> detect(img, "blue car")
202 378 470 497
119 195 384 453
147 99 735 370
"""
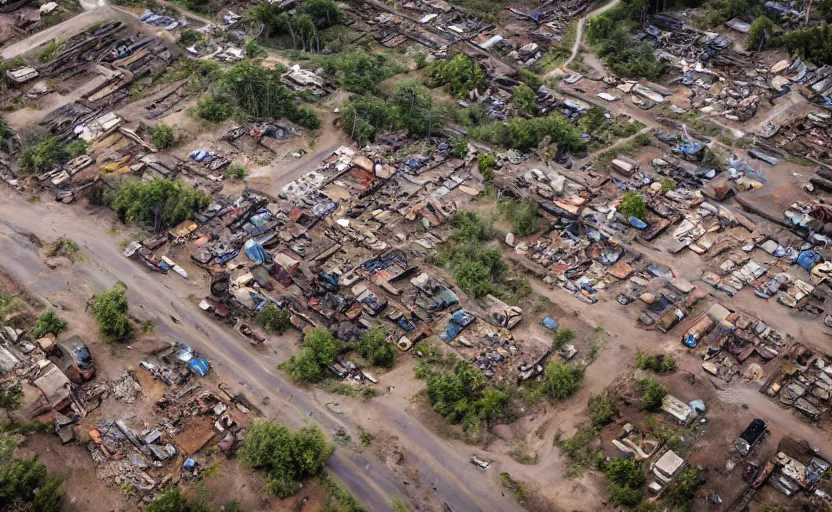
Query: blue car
174 344 211 377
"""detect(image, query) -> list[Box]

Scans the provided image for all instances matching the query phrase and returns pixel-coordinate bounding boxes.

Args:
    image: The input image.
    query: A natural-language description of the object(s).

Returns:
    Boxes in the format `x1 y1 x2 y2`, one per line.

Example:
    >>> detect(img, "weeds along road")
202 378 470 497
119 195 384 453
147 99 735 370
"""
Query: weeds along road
0 192 524 512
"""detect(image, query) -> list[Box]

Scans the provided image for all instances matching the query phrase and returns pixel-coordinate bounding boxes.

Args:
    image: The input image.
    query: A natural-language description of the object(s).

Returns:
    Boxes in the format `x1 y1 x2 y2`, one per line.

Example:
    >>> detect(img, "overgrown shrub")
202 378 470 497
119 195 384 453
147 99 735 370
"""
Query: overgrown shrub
355 326 396 368
636 351 678 374
637 378 667 411
283 328 341 383
107 178 209 232
618 191 646 221
499 199 540 236
552 328 575 349
149 124 176 149
542 360 584 401
197 95 235 122
427 54 487 98
588 394 619 427
257 304 291 335
240 420 333 498
425 360 509 430
470 114 582 152
89 284 133 343
30 310 68 339
478 152 496 180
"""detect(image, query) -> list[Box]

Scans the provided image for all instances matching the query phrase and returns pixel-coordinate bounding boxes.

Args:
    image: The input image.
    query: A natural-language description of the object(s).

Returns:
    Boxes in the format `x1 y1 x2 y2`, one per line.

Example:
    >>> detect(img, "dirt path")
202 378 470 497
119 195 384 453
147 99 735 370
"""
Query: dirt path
1 6 132 59
0 192 525 512
545 0 622 79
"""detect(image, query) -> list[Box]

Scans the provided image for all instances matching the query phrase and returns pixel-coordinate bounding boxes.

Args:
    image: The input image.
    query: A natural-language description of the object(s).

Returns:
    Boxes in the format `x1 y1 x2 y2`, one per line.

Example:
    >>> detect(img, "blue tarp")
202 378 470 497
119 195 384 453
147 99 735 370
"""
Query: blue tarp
542 317 559 330
243 239 272 265
629 216 648 229
797 251 822 270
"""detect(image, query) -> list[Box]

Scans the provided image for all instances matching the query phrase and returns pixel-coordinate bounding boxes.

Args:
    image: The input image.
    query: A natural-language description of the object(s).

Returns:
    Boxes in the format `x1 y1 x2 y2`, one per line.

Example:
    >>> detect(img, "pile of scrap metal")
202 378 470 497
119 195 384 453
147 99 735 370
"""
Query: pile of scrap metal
281 65 334 96
762 111 831 165
748 437 831 502
760 343 832 423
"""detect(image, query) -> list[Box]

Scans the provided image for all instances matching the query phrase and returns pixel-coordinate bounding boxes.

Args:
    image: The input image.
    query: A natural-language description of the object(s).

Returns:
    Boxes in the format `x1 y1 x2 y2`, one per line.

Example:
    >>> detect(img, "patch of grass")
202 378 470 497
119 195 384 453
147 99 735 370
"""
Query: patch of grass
141 320 154 334
556 425 603 477
0 294 20 323
787 156 815 167
49 237 82 261
552 328 575 349
1 420 51 435
38 40 64 63
500 472 526 504
326 381 378 399
320 472 364 512
358 428 374 446
508 441 538 465
27 195 40 203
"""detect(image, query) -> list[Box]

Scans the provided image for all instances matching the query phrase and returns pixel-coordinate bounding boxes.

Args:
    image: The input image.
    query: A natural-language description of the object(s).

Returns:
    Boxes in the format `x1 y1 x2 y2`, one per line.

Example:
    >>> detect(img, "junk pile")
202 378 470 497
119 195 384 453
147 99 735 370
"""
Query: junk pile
760 343 832 423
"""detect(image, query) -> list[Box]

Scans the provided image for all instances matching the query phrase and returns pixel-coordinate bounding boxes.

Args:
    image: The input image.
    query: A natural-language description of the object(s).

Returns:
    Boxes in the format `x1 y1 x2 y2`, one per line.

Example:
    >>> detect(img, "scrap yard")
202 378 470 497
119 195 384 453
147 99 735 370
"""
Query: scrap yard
1 0 832 511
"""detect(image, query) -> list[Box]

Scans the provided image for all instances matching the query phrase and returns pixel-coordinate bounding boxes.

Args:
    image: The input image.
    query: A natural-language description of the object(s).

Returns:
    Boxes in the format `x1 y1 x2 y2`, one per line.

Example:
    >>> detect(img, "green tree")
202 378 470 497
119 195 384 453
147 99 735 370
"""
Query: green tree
637 378 667 411
428 54 488 99
257 304 291 335
321 53 401 94
240 419 333 498
356 326 396 368
0 456 62 512
618 191 646 221
197 95 234 122
30 310 68 339
579 106 607 133
223 61 319 128
89 283 133 343
542 360 584 401
605 457 645 507
390 80 436 136
149 124 176 149
304 0 344 29
283 328 341 383
748 16 774 50
0 382 23 423
774 25 832 65
107 179 210 232
340 94 392 144
511 85 537 115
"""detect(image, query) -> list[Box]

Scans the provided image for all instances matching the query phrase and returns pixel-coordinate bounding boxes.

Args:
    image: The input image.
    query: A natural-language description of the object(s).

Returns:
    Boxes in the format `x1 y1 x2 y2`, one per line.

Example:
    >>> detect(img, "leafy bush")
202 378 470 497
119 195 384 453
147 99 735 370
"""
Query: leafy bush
356 326 396 368
89 284 133 343
223 61 320 128
240 419 333 498
319 52 404 94
660 178 677 192
178 28 202 47
226 163 248 180
197 95 235 122
748 16 774 50
542 360 584 401
304 0 344 29
552 328 575 349
283 328 341 383
340 94 392 145
146 487 210 512
18 137 74 174
0 457 63 512
470 113 582 152
511 85 537 115
430 212 530 304
664 468 702 512
636 351 677 374
637 378 667 411
478 152 496 180
257 304 291 335
426 360 509 430
499 199 540 236
107 178 209 231
427 54 487 98
451 138 468 158
588 394 619 427
149 124 176 149
618 191 646 221
774 25 832 65
30 310 68 339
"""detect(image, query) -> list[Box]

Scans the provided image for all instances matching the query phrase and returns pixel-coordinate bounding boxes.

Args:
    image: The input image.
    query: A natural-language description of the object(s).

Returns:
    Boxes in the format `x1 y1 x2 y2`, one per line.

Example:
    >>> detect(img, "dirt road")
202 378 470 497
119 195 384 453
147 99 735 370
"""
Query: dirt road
545 0 622 79
0 192 524 512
